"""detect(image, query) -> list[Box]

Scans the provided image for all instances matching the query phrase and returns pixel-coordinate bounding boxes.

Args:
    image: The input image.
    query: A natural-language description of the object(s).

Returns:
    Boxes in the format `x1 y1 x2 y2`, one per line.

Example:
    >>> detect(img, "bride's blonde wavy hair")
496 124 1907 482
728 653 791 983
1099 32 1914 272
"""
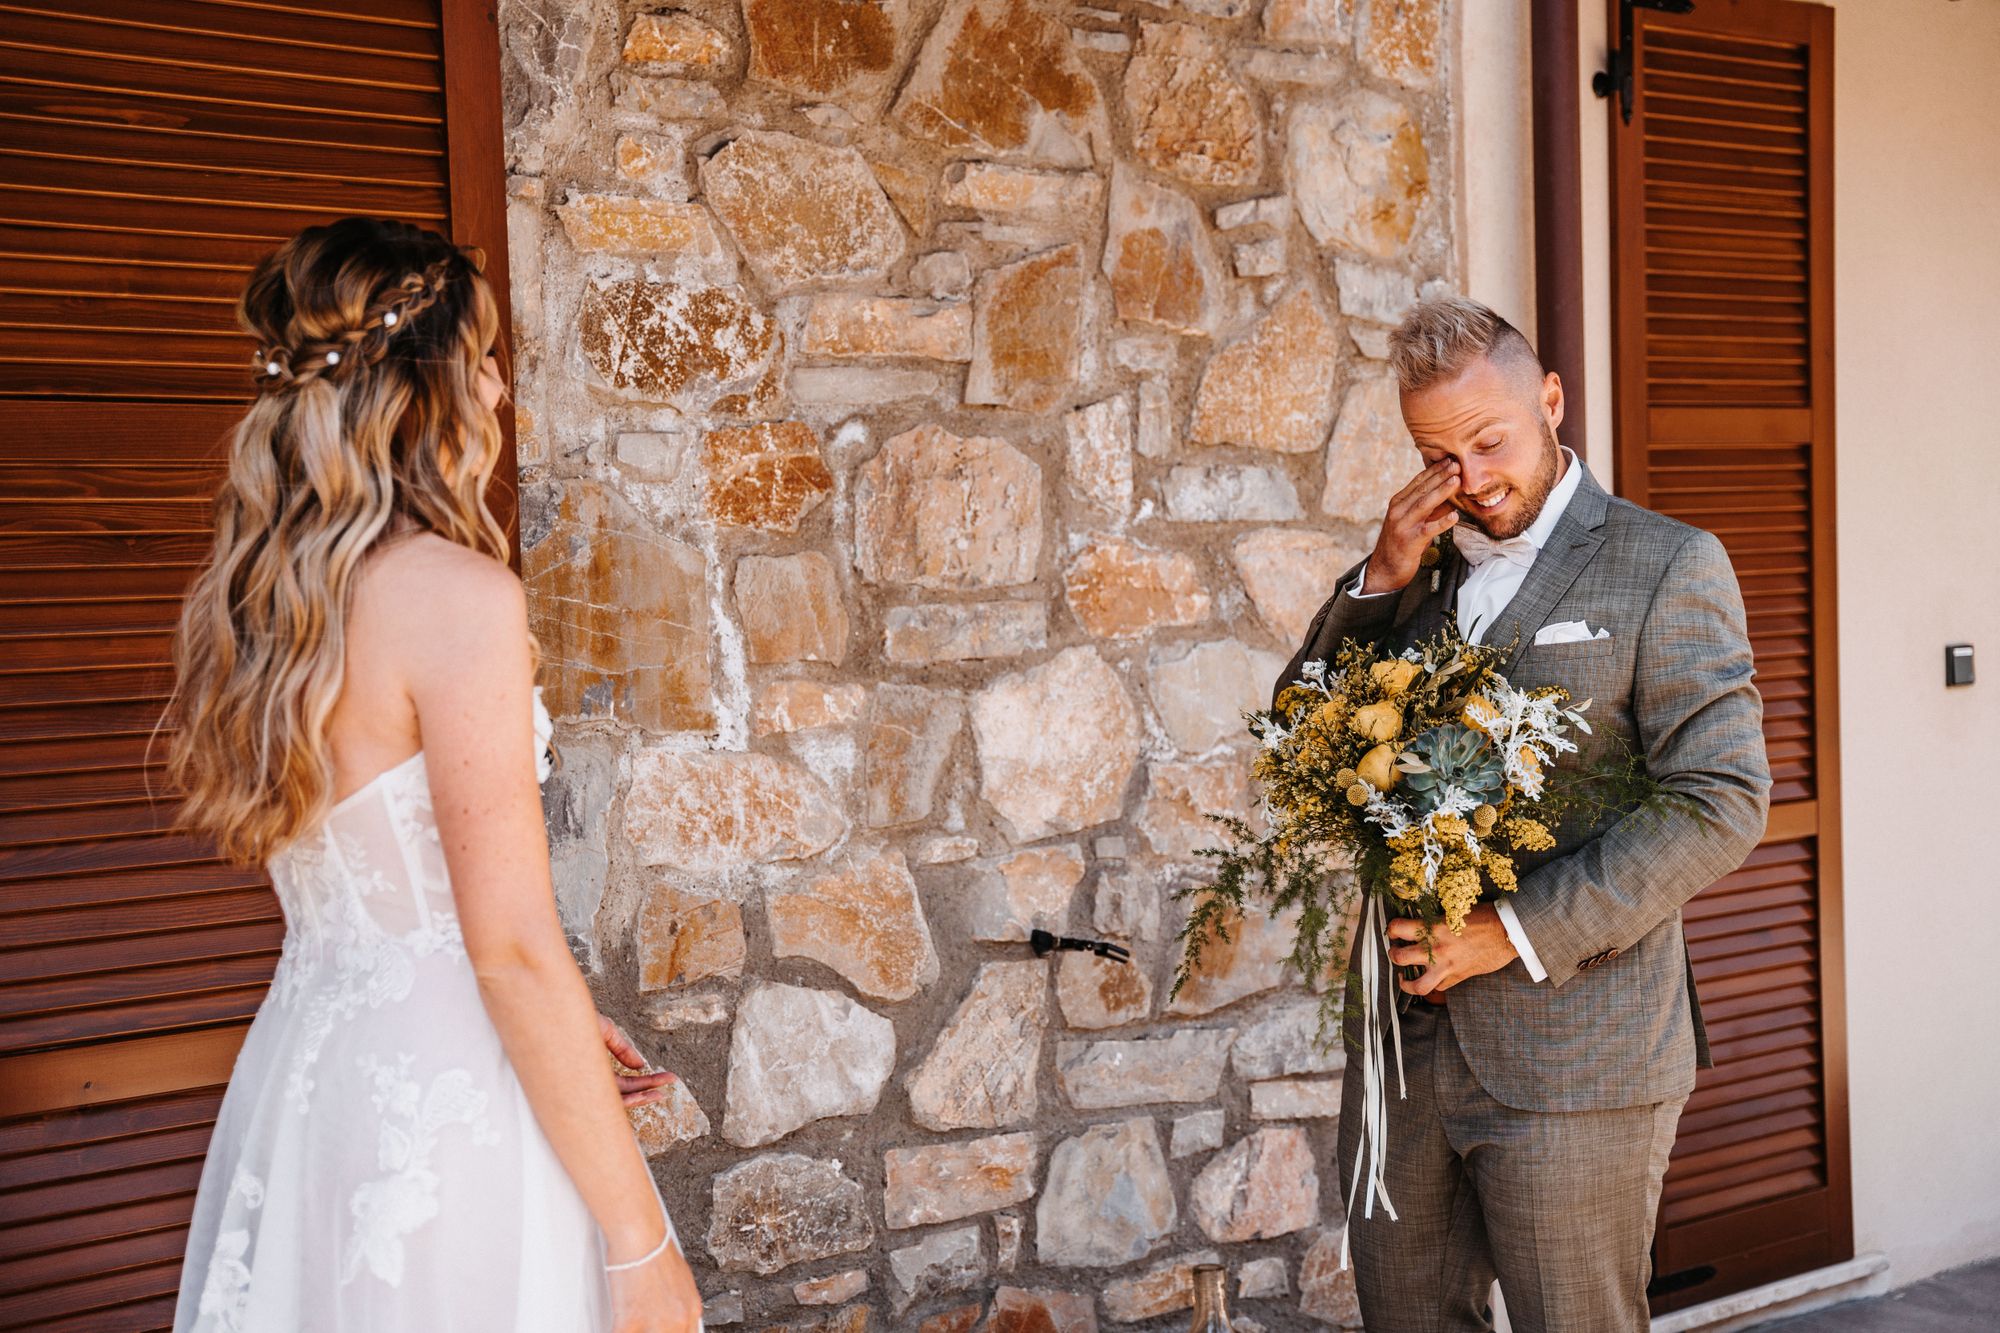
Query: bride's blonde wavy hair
168 217 508 864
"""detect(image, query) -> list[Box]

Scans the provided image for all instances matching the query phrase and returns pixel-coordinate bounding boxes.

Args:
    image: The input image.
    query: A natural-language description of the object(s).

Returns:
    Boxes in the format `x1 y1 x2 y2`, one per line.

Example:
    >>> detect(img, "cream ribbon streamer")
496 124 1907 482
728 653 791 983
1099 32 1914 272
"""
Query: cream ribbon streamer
1339 893 1407 1271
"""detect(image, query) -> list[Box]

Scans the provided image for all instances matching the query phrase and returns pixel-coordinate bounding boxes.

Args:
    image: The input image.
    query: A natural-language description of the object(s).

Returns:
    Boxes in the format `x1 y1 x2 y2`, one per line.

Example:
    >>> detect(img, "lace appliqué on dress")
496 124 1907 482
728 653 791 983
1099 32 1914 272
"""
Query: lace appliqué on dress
194 1166 265 1332
342 1053 500 1289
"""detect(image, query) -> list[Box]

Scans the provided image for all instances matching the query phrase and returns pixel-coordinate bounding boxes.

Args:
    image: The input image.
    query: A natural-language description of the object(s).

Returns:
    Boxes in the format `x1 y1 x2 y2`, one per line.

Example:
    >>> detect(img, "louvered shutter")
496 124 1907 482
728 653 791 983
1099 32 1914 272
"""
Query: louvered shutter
0 4 509 1326
1606 0 1849 1314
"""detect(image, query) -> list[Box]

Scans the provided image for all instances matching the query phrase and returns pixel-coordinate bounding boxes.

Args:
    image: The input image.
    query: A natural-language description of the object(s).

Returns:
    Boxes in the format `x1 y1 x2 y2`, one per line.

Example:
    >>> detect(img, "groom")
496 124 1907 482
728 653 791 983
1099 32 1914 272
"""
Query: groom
1277 297 1770 1331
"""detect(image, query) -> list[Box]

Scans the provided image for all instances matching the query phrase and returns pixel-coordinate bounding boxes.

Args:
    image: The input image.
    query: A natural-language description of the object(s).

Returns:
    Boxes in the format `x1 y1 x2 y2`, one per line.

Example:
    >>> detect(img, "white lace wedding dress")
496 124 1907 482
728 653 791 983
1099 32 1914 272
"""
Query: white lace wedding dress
174 695 677 1331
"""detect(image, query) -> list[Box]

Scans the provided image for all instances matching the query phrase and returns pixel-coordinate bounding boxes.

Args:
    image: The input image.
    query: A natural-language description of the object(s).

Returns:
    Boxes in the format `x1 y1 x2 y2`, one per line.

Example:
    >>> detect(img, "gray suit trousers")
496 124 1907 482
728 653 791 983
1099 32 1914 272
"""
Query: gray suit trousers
1337 1002 1685 1333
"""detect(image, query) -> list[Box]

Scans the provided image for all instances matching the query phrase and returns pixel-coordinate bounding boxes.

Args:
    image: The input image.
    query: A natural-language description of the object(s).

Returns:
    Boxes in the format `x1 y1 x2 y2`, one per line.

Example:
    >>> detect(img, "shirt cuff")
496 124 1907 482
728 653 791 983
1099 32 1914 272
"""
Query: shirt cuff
1495 900 1548 983
1346 562 1397 600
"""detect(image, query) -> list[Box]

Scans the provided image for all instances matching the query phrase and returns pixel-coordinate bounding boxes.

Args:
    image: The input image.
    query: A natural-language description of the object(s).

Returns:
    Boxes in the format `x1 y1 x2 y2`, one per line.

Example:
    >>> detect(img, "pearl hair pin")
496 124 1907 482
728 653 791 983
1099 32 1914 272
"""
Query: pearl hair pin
325 350 340 365
383 310 399 327
265 361 281 377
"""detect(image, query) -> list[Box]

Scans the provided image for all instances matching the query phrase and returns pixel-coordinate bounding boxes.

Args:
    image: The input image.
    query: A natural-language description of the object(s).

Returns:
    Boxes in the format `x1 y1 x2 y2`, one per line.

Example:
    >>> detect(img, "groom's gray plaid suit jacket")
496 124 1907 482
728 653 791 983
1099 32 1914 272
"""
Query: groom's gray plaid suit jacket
1276 468 1771 1112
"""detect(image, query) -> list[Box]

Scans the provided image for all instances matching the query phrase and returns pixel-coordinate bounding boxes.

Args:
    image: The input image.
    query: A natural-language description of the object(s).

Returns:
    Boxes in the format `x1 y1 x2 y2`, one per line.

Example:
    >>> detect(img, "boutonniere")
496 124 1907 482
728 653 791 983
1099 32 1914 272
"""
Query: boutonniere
1420 530 1454 590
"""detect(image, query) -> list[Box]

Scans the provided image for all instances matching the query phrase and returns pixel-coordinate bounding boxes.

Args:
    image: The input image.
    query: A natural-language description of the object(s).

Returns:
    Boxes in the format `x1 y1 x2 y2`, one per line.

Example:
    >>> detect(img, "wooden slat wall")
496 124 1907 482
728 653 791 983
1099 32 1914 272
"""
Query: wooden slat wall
0 3 508 1327
1607 0 1850 1315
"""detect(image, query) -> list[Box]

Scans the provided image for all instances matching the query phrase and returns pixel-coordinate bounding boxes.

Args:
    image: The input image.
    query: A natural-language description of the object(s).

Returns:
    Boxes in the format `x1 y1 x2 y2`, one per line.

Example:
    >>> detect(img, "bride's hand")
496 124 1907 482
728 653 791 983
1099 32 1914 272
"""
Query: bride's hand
599 1013 678 1108
608 1239 702 1333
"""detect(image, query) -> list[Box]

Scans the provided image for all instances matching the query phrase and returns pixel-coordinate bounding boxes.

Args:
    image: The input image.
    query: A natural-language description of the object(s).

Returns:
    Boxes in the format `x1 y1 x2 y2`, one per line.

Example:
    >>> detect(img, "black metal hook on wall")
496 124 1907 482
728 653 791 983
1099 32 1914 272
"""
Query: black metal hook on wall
1593 0 1697 124
1028 929 1132 965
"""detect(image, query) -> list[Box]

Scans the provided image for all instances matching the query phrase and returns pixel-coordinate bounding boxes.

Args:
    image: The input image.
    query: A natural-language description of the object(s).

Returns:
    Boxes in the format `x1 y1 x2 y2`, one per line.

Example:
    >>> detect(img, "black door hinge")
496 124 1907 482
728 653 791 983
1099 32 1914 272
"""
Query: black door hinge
1594 0 1698 124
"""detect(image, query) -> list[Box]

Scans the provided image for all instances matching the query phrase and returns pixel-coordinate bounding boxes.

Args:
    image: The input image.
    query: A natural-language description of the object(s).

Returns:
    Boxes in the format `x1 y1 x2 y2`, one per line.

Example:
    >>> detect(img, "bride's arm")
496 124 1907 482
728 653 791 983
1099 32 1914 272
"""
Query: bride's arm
398 546 697 1322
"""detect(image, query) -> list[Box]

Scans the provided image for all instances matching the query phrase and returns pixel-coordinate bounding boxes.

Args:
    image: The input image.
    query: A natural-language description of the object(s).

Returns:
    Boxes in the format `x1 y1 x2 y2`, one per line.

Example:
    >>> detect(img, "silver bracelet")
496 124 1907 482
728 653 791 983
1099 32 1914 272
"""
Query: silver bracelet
605 1224 672 1273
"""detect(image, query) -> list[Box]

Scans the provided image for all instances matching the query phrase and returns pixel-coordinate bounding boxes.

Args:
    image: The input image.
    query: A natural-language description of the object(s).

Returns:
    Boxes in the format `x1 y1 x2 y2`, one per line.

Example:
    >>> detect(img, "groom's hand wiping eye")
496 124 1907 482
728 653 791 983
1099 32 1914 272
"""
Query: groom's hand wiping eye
1364 458 1462 596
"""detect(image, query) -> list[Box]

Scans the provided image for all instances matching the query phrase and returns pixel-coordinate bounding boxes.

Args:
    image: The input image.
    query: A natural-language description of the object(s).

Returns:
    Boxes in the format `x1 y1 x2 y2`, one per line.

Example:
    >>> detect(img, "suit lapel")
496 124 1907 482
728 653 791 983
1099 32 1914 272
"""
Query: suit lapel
1393 545 1466 643
1486 468 1611 673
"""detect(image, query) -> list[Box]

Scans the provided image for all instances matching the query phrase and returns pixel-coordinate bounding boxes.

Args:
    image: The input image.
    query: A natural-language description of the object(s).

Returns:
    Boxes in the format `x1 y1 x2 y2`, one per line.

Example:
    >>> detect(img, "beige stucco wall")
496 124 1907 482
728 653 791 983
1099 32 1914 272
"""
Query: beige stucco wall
1545 0 2000 1293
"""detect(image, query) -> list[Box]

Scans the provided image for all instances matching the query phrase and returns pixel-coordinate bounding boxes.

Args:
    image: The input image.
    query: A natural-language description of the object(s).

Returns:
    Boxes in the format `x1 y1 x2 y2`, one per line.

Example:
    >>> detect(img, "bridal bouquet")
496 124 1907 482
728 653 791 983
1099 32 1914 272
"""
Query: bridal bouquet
1172 623 1668 1262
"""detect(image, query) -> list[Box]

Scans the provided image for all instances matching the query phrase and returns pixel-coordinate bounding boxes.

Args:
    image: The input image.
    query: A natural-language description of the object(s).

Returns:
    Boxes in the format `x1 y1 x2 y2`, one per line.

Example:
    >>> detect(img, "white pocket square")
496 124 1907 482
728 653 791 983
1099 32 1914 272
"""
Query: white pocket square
1534 619 1611 645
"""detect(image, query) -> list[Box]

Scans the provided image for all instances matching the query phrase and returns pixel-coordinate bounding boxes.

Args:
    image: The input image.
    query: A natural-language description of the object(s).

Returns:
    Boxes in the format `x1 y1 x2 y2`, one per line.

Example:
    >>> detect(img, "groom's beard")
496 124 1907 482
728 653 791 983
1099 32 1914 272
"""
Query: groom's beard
1462 424 1562 539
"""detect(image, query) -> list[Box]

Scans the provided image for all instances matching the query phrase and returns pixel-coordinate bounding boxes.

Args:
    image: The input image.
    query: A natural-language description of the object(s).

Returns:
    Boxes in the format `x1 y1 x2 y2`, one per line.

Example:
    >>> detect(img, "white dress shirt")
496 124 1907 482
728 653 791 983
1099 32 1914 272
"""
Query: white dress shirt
1346 449 1586 982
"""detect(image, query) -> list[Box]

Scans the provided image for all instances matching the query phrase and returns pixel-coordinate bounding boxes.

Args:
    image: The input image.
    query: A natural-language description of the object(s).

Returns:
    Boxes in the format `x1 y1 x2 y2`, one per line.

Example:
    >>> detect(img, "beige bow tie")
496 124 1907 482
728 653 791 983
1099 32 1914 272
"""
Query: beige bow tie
1452 526 1538 569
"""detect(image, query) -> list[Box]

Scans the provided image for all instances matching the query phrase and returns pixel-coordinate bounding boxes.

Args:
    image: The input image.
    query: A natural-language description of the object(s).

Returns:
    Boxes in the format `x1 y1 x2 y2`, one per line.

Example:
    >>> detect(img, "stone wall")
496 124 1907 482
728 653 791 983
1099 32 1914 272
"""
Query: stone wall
499 2 1454 1328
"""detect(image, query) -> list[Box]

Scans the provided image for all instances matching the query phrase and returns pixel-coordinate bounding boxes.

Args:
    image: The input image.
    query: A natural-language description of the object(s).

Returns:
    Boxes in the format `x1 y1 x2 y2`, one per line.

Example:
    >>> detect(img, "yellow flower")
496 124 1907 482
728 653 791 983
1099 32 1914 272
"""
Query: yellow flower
1461 694 1502 732
1515 747 1544 785
1485 852 1518 894
1471 804 1499 834
1356 743 1401 792
1346 782 1371 807
1432 812 1469 841
1351 701 1403 743
1369 659 1422 696
1438 860 1482 932
1502 816 1555 852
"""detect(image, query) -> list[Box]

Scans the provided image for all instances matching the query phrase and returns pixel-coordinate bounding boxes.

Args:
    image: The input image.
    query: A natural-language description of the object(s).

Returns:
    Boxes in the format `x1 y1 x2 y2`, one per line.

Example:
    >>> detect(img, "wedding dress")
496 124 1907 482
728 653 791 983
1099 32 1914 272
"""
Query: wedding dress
174 693 676 1332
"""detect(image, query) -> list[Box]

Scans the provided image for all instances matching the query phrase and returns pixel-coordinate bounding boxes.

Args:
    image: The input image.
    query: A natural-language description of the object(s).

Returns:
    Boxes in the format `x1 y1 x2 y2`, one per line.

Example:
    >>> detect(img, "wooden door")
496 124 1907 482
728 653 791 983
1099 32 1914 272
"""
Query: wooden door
0 4 508 1327
1605 0 1848 1313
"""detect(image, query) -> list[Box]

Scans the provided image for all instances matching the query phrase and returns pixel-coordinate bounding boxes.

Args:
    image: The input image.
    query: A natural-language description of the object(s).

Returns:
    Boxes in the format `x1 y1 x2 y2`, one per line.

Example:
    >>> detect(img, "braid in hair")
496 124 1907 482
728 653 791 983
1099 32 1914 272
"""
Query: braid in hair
253 253 465 393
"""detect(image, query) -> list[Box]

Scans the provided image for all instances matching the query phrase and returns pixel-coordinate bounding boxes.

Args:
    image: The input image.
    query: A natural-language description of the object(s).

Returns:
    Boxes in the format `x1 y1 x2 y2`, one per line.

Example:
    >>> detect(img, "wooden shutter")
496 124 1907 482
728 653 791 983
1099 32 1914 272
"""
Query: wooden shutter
1605 0 1849 1314
0 3 509 1327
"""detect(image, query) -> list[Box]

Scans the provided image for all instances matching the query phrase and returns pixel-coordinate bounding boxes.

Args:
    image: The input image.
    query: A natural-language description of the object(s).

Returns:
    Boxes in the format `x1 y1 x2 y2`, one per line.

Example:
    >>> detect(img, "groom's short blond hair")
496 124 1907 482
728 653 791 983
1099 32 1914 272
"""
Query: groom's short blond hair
1389 296 1546 396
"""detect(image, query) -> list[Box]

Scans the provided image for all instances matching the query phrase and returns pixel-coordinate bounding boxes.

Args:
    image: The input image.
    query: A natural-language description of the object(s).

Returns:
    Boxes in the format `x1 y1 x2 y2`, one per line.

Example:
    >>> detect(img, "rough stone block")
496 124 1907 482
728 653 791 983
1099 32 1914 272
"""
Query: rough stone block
703 421 835 533
736 553 850 665
801 295 973 361
1036 1118 1176 1267
557 194 727 265
1251 1077 1343 1119
626 750 846 871
1101 1249 1223 1322
895 0 1107 167
701 131 906 292
906 961 1049 1131
856 424 1043 590
1123 22 1263 187
752 681 868 736
706 1151 875 1275
722 983 896 1148
884 1131 1038 1228
1162 463 1303 523
862 684 962 828
1289 92 1430 260
970 647 1140 841
966 244 1087 413
767 849 941 1002
884 602 1048 665
1231 528 1371 645
1146 639 1288 754
523 481 713 732
1188 286 1339 454
1323 368 1418 521
965 844 1086 943
1063 395 1134 521
576 277 776 411
1170 1108 1227 1158
623 12 732 70
1063 537 1211 639
638 884 746 991
1189 1126 1321 1242
1054 1028 1236 1109
1054 950 1152 1029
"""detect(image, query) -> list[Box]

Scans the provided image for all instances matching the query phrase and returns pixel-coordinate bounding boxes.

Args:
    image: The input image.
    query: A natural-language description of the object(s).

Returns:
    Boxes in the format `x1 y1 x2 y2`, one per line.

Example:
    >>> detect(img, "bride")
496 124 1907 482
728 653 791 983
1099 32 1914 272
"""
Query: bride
165 217 701 1332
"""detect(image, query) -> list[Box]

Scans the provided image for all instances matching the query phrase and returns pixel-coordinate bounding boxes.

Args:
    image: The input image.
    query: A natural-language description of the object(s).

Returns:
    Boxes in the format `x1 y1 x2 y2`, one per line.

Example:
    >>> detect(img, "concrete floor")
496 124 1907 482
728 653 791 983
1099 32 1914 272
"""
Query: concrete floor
1748 1257 2000 1331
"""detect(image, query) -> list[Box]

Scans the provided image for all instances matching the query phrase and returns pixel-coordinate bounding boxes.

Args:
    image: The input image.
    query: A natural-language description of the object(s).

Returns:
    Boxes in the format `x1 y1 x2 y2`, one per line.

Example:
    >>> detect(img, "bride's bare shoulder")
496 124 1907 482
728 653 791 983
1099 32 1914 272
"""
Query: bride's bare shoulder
356 533 526 664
